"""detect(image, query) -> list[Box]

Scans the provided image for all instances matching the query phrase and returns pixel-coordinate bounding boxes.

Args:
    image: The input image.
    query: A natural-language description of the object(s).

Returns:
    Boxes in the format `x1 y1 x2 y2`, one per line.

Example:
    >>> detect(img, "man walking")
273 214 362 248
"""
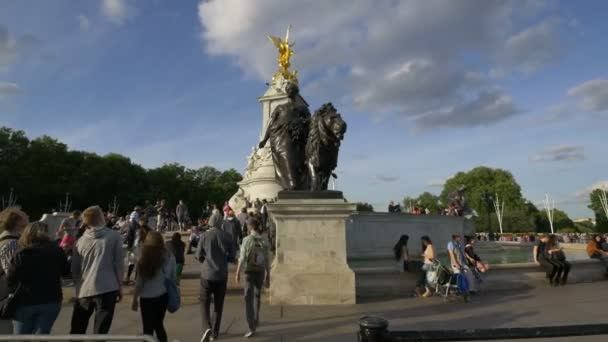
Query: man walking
236 218 270 338
197 212 236 342
176 200 189 231
222 210 242 249
70 205 124 335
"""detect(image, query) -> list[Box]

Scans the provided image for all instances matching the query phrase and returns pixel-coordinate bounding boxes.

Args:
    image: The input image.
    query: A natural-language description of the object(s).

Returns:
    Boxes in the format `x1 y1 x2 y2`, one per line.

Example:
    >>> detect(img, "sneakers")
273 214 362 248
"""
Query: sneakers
201 329 212 342
244 331 255 338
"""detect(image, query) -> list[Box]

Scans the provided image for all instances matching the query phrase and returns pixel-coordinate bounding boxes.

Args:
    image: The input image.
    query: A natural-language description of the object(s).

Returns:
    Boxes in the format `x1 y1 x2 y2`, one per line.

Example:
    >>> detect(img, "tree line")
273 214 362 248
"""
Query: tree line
403 166 606 233
0 127 242 220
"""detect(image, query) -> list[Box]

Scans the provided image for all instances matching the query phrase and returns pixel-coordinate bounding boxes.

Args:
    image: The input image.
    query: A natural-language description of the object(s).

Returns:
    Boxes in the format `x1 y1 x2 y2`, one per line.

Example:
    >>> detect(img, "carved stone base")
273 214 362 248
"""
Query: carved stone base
268 196 357 305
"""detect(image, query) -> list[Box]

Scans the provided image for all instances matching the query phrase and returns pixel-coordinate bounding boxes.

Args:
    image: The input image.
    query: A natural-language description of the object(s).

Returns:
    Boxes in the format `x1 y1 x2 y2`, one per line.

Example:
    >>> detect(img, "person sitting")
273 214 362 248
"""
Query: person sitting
587 234 608 275
464 236 489 273
393 235 409 272
534 234 558 286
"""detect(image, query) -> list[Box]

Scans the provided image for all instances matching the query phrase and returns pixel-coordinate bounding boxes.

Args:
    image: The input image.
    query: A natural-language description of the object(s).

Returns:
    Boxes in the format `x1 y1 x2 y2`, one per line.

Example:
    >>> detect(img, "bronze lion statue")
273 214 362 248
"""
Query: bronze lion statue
305 103 347 191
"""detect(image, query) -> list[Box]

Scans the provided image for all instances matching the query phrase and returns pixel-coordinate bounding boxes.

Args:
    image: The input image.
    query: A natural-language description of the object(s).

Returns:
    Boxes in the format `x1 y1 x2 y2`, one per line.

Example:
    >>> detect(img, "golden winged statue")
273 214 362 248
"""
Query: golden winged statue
268 25 298 84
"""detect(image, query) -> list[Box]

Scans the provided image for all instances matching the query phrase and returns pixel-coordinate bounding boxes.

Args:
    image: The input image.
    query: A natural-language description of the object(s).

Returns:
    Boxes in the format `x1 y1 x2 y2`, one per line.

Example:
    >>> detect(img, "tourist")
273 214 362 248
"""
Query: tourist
70 205 124 335
534 234 567 286
166 232 186 283
156 200 170 232
187 224 202 255
7 221 68 334
253 199 262 214
58 210 81 250
143 200 156 227
587 234 608 274
533 234 557 285
417 236 436 298
393 235 410 272
223 201 231 218
260 200 269 229
197 211 236 342
131 231 176 342
176 200 188 232
125 224 152 285
222 210 243 249
465 236 488 273
0 207 28 334
447 234 478 293
546 234 571 285
129 206 141 225
237 208 249 231
235 217 270 338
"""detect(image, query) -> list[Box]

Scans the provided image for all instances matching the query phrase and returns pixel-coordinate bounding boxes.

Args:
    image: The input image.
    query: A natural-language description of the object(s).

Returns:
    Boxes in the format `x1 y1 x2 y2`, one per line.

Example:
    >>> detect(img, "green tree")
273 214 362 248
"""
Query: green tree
415 192 440 213
0 126 242 220
355 202 374 212
589 189 608 232
441 166 527 232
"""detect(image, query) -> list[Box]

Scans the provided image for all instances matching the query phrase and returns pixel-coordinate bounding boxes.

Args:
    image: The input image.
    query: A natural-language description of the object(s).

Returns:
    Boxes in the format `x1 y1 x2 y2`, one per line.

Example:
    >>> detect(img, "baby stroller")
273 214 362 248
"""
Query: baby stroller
431 262 470 303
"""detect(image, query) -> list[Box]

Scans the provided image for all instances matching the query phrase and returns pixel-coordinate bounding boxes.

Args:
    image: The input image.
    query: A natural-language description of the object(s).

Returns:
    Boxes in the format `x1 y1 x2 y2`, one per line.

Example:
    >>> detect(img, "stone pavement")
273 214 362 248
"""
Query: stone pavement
51 277 608 342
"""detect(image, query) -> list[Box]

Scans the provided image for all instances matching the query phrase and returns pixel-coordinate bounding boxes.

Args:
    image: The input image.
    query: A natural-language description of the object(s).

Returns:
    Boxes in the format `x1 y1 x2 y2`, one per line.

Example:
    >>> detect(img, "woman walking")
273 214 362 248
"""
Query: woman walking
393 235 410 272
132 231 176 342
417 236 436 298
7 221 68 334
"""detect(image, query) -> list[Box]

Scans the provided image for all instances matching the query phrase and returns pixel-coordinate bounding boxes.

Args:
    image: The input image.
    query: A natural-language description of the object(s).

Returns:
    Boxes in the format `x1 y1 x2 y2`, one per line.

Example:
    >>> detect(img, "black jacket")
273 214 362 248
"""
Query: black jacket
7 242 69 306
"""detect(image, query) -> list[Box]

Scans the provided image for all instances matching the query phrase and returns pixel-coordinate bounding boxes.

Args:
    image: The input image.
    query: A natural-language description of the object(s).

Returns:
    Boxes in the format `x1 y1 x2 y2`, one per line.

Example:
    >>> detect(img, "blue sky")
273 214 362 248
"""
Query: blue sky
1 0 607 218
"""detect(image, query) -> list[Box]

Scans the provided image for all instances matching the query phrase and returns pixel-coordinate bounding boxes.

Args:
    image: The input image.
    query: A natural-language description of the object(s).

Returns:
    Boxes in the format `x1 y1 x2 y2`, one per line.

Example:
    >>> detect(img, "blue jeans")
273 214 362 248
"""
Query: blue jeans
12 302 62 334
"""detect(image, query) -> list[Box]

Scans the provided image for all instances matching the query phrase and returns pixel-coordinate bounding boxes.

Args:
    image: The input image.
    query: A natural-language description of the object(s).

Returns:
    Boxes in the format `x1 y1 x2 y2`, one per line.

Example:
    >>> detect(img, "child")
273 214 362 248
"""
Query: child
167 232 186 283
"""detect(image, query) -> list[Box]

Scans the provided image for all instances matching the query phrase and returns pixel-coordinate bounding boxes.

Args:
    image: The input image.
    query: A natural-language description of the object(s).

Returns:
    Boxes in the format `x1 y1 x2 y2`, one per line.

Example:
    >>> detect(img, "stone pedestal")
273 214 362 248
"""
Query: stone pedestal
268 192 357 305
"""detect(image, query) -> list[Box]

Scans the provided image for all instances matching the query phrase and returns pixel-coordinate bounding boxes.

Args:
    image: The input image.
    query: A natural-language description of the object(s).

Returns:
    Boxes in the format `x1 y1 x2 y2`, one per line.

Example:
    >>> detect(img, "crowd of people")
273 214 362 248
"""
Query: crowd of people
476 232 599 244
387 201 464 216
0 201 271 341
396 230 608 296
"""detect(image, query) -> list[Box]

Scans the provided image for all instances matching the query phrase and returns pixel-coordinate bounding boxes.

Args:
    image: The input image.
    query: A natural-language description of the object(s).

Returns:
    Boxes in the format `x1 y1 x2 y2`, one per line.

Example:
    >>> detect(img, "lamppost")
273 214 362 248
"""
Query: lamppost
481 191 494 233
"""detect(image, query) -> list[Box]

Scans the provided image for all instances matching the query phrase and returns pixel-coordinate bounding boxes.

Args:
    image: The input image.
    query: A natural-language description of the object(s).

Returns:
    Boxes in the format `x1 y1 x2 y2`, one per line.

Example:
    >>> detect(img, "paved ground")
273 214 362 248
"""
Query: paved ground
50 269 608 342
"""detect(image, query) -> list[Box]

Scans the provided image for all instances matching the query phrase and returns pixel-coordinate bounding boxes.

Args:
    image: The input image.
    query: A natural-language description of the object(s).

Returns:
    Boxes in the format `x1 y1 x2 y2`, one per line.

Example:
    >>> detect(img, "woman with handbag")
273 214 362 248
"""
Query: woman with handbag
131 231 177 342
6 221 68 334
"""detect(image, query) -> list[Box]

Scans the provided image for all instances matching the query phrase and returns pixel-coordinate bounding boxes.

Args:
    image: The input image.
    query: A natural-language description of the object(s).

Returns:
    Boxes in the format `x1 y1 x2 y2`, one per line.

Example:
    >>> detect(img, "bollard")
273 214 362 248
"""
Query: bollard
358 316 389 342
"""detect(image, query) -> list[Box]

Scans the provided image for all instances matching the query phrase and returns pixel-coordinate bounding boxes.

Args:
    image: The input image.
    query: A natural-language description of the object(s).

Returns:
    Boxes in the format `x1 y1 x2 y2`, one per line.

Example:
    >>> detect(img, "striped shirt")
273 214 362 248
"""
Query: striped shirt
0 231 19 274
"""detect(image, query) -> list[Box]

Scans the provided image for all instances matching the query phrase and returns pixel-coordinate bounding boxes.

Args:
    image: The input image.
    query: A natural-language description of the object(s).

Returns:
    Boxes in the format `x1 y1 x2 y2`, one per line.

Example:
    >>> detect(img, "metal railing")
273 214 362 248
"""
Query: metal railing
0 335 158 341
358 316 608 342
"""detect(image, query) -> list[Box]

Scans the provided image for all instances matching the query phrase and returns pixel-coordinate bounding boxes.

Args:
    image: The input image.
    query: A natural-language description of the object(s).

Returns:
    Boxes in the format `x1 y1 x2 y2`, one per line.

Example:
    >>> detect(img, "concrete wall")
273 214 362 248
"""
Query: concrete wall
346 213 474 259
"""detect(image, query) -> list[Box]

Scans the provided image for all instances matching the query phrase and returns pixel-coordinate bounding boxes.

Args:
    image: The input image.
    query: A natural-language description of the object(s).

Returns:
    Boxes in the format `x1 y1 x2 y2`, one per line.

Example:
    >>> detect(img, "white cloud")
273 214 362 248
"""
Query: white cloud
0 25 18 72
198 0 557 132
568 79 608 112
0 24 40 72
78 15 91 31
575 180 608 200
502 18 562 73
414 89 518 130
101 0 134 24
531 145 585 163
0 82 20 97
376 174 399 183
427 179 446 188
426 173 456 188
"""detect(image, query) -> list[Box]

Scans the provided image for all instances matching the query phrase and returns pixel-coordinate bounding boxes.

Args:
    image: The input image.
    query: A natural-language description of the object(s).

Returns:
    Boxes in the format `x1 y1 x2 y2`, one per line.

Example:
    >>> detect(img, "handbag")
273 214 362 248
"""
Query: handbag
163 267 180 313
0 283 20 320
